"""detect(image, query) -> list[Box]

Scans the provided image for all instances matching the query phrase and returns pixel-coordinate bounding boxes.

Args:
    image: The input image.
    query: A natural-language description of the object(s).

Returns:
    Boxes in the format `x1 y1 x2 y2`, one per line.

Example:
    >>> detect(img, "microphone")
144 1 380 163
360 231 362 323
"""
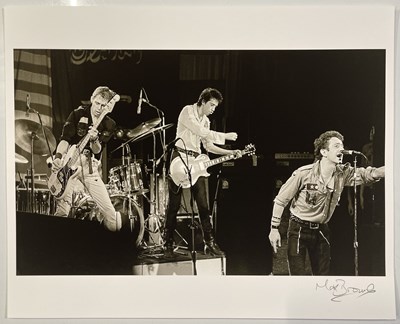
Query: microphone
26 94 31 117
137 88 143 114
341 149 363 155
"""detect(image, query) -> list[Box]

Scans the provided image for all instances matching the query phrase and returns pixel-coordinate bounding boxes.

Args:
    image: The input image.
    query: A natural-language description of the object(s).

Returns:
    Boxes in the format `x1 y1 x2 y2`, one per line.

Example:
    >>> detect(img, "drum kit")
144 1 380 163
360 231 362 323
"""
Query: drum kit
15 118 57 215
108 117 174 250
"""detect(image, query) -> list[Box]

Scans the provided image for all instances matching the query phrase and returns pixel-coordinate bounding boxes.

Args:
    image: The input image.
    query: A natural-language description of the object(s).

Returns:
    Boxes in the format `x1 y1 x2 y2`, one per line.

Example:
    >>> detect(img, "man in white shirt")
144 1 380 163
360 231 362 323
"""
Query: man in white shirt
164 88 242 258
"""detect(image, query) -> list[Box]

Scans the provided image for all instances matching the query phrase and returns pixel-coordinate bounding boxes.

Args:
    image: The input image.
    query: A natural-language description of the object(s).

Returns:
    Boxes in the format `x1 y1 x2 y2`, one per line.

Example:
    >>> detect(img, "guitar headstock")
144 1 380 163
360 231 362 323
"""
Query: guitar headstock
103 94 120 115
243 143 256 156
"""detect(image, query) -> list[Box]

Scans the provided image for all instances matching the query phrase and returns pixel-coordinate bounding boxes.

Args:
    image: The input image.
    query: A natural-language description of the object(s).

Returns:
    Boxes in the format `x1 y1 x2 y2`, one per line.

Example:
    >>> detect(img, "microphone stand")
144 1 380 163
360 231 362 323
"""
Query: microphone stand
142 91 167 214
211 167 222 236
138 90 167 255
124 144 136 232
352 155 359 276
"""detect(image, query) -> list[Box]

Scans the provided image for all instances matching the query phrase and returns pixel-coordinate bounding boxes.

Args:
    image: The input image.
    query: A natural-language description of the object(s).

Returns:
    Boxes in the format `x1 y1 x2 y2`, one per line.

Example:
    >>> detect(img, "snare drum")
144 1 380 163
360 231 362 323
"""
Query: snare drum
74 194 145 246
108 163 147 194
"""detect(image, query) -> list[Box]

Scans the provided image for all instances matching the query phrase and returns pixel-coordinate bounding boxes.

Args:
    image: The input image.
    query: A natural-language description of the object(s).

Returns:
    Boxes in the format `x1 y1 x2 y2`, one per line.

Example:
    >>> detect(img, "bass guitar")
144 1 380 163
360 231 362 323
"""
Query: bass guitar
170 143 256 188
47 94 120 199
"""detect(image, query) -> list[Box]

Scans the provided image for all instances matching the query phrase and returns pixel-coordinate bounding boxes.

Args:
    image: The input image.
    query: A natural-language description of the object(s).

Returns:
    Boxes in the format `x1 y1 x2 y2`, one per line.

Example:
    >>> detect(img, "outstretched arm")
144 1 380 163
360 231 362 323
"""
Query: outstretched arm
203 132 242 157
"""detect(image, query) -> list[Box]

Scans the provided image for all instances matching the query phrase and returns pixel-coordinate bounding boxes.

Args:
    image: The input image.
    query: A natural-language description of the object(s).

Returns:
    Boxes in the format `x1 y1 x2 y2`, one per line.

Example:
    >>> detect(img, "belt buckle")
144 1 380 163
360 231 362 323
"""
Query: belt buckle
309 222 319 229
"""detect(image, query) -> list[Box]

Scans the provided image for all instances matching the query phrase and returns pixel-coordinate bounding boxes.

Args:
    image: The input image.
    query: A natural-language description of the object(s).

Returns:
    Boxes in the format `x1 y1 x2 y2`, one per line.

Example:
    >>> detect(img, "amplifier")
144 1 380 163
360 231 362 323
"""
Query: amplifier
274 152 314 160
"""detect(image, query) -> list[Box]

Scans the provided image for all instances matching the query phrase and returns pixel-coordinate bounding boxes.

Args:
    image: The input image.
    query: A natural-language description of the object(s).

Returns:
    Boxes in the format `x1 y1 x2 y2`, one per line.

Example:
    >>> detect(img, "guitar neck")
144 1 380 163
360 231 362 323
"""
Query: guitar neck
66 110 107 167
204 152 238 168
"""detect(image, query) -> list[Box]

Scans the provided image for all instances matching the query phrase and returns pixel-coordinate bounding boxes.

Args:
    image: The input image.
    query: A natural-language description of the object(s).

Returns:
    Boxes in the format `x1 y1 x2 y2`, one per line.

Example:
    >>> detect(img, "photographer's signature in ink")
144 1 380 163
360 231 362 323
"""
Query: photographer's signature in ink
315 279 376 302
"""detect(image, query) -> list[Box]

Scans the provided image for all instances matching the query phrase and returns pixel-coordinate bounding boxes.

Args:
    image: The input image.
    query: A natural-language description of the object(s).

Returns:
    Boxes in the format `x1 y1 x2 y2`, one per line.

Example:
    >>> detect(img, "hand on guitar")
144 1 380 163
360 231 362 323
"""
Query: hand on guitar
51 156 63 172
232 149 242 159
88 126 99 141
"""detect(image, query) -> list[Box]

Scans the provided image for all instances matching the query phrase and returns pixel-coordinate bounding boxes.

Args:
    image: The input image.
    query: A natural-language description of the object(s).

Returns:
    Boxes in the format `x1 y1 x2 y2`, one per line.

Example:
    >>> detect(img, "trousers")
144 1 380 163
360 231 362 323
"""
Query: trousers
54 155 119 231
287 219 331 275
165 175 213 237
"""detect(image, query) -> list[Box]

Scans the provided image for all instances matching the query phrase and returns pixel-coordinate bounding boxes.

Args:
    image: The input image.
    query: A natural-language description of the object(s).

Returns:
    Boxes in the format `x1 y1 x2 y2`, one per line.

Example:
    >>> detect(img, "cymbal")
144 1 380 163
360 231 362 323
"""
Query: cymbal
15 119 57 155
130 123 174 143
15 152 28 164
126 118 161 138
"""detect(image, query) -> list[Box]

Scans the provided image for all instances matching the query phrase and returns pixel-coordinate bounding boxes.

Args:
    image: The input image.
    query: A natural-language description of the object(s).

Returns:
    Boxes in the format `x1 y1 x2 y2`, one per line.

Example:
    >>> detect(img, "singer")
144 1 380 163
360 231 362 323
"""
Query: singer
49 86 122 231
268 130 385 275
163 87 242 258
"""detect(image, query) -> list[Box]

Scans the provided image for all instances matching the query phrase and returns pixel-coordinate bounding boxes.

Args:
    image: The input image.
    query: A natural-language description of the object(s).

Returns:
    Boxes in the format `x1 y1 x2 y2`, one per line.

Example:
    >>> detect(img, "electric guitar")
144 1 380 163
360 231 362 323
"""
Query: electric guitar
47 94 120 199
170 144 256 188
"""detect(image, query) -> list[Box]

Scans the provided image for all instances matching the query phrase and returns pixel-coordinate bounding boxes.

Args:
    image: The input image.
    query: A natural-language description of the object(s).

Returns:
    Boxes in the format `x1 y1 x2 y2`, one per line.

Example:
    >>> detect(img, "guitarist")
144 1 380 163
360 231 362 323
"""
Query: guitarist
164 87 242 258
51 86 122 231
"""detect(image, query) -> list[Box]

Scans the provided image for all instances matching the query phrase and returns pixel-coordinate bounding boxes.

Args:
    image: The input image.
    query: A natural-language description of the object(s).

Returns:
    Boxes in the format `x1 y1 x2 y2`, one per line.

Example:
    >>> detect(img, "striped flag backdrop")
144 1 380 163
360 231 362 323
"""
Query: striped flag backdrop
14 49 55 180
14 49 53 128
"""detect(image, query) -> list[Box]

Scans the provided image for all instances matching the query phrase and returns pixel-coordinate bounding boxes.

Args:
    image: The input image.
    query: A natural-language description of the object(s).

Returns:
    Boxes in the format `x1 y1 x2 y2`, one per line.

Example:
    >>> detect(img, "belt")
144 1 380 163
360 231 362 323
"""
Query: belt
290 215 321 229
174 146 200 157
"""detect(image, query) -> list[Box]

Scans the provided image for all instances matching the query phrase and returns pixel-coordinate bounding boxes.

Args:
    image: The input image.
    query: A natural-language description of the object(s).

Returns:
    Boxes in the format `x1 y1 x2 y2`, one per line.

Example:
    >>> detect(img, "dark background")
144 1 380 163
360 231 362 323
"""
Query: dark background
17 49 386 276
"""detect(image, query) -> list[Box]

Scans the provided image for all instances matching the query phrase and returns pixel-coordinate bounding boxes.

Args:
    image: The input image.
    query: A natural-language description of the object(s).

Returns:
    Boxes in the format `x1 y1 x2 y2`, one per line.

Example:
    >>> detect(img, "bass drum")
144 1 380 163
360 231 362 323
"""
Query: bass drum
76 194 145 247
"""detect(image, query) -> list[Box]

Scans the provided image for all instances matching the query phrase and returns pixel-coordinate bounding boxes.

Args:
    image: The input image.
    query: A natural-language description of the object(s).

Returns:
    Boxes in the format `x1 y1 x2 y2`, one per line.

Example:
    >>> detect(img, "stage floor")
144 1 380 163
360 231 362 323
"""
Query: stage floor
15 211 384 276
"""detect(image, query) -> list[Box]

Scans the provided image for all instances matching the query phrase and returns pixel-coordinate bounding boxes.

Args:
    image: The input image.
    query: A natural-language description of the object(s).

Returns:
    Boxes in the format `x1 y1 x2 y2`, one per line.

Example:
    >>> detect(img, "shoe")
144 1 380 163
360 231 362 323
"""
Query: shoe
163 229 175 258
204 240 225 256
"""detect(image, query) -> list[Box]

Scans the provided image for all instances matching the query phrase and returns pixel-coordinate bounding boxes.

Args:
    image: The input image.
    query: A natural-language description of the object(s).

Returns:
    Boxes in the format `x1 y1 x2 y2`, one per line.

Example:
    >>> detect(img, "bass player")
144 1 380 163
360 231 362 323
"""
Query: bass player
49 86 122 231
164 87 242 258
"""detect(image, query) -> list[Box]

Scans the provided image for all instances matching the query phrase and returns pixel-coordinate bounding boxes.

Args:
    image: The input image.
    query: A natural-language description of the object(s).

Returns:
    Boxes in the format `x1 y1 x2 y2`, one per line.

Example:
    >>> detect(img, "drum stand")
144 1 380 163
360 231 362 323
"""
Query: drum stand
137 91 169 257
139 131 166 257
27 132 37 213
123 144 140 233
25 105 54 213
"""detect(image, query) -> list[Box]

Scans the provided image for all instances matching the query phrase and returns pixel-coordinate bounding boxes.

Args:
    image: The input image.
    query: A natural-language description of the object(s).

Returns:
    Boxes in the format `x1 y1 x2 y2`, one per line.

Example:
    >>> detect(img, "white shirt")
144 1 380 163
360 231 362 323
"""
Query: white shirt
175 104 226 154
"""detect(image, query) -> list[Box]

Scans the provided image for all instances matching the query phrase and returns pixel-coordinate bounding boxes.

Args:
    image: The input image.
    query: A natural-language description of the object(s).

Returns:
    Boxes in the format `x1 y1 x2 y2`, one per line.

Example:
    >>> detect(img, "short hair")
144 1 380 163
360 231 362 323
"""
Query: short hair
91 86 115 102
313 130 344 160
196 88 223 106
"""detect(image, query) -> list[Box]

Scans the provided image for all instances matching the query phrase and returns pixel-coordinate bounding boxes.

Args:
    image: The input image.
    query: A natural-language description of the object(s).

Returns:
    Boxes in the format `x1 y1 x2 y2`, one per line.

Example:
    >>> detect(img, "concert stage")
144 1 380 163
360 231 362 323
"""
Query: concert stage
16 211 225 276
16 210 384 276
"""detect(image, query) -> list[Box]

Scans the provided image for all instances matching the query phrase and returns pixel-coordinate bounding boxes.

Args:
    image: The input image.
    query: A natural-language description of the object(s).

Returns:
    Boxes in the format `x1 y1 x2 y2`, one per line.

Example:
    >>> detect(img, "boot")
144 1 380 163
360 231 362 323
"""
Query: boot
163 229 175 258
203 231 225 257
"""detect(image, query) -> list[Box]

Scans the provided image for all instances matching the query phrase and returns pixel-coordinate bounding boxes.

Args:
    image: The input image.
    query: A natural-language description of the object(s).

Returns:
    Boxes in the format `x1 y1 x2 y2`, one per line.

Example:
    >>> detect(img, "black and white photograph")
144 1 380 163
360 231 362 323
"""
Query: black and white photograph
3 3 397 321
13 48 386 277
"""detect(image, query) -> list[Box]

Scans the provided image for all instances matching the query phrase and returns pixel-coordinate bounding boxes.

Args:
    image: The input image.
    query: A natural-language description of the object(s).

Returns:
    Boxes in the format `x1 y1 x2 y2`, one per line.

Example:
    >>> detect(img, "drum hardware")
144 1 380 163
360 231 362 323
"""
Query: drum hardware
118 144 146 234
138 130 166 255
129 123 174 143
108 96 174 253
15 103 57 213
15 152 28 164
16 188 55 215
128 90 174 255
125 117 161 139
